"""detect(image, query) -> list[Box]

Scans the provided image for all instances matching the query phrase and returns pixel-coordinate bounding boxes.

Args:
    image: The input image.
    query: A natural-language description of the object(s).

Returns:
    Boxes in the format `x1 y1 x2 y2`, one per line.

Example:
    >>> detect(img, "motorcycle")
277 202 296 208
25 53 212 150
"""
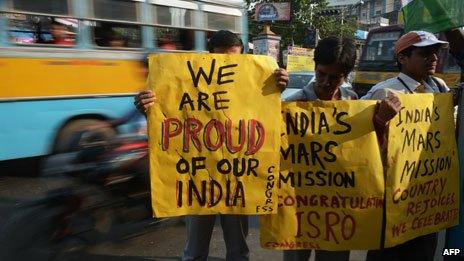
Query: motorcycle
40 118 157 236
0 116 159 260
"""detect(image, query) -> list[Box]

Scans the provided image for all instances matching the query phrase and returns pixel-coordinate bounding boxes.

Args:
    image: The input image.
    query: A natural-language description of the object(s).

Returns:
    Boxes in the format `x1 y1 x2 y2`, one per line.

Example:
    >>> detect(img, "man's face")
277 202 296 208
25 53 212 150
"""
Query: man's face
399 45 440 77
314 63 346 98
212 45 242 54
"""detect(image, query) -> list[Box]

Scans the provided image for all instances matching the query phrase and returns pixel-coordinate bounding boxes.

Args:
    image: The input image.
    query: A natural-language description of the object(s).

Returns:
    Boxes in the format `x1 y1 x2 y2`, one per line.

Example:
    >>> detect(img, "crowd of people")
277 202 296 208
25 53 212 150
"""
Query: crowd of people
132 28 464 261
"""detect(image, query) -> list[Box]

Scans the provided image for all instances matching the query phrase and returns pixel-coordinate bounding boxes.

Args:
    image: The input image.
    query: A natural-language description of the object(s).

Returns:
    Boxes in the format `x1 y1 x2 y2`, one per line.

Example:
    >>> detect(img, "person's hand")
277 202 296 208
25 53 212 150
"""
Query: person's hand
274 68 289 92
375 92 402 126
134 90 156 114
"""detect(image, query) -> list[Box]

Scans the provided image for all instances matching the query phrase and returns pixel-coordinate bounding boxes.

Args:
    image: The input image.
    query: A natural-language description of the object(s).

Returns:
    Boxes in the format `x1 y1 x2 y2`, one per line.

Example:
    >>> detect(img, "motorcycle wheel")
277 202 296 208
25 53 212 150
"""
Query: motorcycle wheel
0 204 84 261
53 119 116 153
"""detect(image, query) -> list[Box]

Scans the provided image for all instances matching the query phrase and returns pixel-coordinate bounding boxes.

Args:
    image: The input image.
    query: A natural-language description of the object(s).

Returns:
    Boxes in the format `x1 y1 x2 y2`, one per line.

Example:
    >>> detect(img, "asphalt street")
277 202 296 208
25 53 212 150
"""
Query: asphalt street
0 175 446 261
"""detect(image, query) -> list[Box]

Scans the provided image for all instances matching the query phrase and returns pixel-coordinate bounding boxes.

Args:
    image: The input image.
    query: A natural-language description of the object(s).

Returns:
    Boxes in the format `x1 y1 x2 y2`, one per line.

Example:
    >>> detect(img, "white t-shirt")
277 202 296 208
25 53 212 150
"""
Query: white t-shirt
361 72 449 100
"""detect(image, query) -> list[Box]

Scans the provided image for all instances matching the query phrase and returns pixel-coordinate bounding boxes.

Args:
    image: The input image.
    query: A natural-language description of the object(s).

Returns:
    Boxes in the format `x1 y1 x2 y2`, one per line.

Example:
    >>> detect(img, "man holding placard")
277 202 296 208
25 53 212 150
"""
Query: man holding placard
280 37 401 261
363 31 456 261
135 30 289 261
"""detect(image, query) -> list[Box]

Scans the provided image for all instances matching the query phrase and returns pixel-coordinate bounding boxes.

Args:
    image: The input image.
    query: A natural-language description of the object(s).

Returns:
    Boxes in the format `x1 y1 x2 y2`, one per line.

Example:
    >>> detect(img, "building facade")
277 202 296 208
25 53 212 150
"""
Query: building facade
328 0 402 30
356 0 402 29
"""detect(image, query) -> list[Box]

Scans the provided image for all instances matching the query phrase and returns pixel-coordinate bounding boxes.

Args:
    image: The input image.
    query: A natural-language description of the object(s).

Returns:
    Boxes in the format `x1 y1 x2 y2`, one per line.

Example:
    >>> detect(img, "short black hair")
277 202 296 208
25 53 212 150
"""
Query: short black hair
314 37 356 76
207 30 244 53
396 45 417 70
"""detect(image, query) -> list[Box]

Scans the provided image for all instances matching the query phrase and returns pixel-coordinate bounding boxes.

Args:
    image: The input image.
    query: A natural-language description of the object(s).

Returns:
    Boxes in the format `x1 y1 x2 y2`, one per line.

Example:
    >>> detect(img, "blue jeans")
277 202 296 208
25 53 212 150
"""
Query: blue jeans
182 215 249 261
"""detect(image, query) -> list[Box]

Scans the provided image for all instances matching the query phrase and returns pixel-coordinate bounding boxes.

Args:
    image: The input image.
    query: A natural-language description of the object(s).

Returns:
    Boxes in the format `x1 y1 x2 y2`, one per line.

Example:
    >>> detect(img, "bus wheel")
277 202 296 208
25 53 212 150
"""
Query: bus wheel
53 119 116 153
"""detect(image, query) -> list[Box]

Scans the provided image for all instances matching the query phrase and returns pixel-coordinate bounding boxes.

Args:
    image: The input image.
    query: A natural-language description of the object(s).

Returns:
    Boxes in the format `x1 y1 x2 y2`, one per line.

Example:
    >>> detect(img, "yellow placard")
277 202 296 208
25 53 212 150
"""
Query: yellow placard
286 55 315 72
385 94 460 247
147 53 281 217
261 100 384 250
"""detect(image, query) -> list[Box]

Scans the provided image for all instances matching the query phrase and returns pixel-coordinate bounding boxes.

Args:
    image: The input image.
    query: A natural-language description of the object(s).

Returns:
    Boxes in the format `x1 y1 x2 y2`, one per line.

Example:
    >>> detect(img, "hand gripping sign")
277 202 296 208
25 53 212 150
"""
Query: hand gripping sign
147 53 281 217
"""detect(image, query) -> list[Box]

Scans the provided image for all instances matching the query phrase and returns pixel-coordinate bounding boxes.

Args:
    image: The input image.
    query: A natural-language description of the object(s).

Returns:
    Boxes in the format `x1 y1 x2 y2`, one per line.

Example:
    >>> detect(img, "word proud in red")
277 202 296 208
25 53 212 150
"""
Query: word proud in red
162 118 265 155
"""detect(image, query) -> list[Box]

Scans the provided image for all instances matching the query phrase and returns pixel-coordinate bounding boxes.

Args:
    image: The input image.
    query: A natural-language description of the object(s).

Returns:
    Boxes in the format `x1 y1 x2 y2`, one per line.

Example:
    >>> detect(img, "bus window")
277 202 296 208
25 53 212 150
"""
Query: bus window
7 14 76 46
93 21 142 48
202 3 242 33
155 5 195 28
92 0 139 22
155 27 195 51
205 12 240 33
6 13 37 44
9 0 69 15
362 31 401 61
90 0 142 49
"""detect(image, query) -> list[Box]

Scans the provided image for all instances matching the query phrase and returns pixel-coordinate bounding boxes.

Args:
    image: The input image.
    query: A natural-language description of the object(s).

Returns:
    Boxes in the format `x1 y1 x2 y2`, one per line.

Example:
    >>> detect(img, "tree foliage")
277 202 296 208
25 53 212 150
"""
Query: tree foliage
246 0 357 46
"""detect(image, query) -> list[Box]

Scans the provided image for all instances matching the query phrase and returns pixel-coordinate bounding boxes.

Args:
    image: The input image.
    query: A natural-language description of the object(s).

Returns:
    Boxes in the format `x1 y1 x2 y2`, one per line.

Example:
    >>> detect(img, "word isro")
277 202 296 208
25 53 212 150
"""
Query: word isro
162 118 265 155
295 211 356 244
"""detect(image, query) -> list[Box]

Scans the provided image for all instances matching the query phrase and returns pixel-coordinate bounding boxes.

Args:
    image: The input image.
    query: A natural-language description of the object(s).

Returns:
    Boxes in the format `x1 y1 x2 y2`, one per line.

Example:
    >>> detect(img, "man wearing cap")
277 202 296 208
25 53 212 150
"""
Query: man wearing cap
363 31 450 100
363 31 450 261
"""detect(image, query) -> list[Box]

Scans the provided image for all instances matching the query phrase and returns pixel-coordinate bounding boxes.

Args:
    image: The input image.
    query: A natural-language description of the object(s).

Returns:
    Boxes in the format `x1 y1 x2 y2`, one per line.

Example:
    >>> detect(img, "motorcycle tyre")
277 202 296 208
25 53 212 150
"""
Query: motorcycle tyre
53 119 116 153
0 204 83 261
